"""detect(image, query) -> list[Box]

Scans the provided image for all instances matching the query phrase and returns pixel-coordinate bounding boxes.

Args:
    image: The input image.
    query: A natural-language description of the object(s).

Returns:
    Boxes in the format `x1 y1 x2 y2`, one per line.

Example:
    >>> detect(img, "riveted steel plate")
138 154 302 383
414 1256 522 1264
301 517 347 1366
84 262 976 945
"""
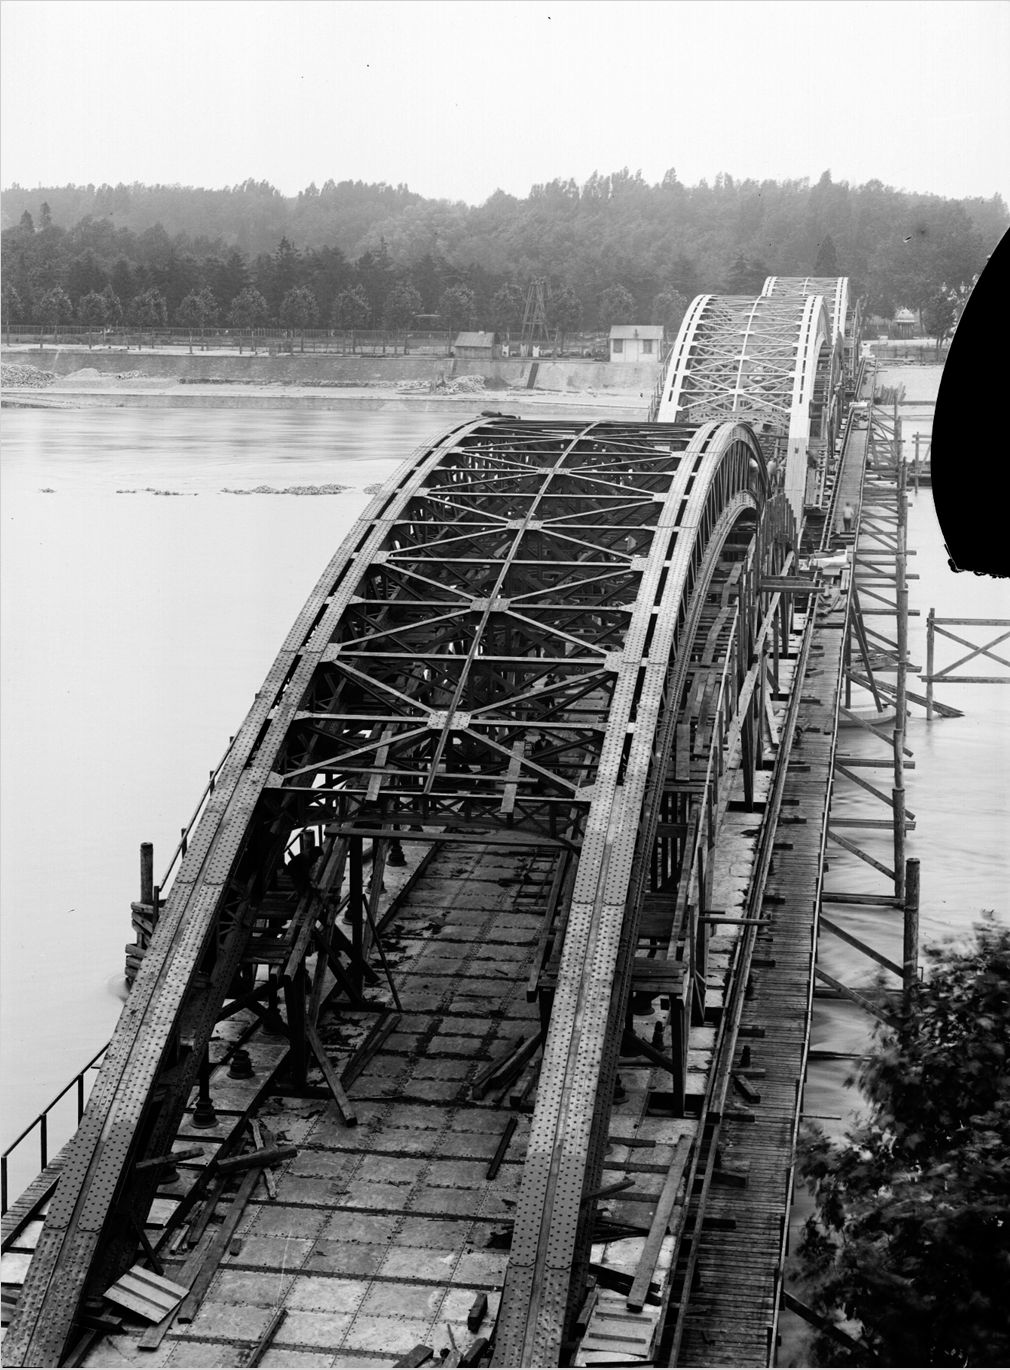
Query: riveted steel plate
12 417 795 1370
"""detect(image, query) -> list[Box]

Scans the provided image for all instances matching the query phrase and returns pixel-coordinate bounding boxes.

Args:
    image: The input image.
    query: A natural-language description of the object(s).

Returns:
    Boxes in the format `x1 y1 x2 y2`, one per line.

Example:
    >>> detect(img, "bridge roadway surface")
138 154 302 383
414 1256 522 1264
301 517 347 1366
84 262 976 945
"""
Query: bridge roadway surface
3 281 862 1368
2 619 855 1369
668 402 869 1364
2 755 825 1370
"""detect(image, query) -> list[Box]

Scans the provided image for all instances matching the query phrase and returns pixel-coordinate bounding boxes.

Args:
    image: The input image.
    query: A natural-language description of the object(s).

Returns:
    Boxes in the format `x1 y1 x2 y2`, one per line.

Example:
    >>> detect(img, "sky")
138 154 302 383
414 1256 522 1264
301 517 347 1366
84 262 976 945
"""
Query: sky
1 0 1008 206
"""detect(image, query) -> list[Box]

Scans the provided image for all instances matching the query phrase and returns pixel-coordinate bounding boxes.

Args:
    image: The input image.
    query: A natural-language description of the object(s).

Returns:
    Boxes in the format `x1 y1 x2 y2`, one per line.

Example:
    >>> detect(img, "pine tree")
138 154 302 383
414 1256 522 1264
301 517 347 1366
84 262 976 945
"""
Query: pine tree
439 283 476 334
813 233 839 275
331 285 372 331
382 282 423 330
37 285 72 329
77 290 108 328
278 285 319 351
597 283 634 329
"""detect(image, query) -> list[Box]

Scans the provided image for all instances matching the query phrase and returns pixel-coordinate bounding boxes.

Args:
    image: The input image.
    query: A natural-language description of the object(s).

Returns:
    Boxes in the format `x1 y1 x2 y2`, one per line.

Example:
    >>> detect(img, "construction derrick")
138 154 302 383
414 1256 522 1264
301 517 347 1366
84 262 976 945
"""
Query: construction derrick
519 278 552 351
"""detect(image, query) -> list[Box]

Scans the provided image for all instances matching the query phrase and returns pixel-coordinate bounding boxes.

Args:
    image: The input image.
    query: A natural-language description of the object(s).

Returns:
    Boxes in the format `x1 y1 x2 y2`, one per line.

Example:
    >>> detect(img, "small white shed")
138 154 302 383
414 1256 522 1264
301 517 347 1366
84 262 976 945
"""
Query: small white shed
452 331 497 360
609 325 664 363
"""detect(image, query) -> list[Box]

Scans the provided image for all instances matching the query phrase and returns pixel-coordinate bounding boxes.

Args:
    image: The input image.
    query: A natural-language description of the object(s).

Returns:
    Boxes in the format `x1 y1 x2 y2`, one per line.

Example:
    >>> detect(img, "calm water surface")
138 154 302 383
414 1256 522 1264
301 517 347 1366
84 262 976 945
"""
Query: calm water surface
1 407 466 1164
2 396 1007 1203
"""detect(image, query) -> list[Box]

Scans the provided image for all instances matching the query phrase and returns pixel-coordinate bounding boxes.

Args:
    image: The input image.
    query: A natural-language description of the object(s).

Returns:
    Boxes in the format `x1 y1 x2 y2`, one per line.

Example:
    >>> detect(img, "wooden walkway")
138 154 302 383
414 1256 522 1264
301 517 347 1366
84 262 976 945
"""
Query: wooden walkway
675 601 847 1363
671 418 868 1364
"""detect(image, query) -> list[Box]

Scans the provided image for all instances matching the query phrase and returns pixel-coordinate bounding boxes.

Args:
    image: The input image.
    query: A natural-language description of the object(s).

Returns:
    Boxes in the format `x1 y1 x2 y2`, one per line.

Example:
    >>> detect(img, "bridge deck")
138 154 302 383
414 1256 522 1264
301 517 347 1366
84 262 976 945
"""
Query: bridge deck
63 833 702 1369
119 839 547 1366
674 606 846 1364
671 410 867 1365
3 390 860 1367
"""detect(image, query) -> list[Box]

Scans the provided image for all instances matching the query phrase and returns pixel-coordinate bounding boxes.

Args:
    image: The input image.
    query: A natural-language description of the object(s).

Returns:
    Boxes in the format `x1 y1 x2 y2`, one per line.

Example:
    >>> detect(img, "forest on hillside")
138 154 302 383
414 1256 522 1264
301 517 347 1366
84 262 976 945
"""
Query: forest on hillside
1 170 1006 339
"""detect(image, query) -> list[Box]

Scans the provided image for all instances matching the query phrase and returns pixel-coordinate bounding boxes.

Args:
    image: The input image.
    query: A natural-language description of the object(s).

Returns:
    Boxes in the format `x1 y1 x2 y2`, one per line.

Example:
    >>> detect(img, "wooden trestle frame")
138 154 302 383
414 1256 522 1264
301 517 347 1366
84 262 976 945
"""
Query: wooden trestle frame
8 417 797 1369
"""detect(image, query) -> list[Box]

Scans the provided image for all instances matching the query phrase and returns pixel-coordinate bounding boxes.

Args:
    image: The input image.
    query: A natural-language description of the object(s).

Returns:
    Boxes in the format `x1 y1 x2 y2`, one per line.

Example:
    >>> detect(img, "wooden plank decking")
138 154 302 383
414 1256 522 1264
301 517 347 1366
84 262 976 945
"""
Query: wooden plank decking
675 600 847 1365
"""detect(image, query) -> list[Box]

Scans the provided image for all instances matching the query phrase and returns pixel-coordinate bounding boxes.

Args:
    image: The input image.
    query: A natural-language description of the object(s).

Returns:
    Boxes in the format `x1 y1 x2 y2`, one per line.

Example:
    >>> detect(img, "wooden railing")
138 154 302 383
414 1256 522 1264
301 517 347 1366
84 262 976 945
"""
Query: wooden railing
922 612 1010 718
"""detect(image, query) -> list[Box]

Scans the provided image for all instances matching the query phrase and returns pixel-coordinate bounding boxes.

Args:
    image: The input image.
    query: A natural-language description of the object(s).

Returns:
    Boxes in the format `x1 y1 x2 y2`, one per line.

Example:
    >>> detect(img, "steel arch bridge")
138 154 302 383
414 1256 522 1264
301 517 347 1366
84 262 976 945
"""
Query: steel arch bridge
655 288 844 523
8 417 799 1368
762 274 849 349
762 273 863 384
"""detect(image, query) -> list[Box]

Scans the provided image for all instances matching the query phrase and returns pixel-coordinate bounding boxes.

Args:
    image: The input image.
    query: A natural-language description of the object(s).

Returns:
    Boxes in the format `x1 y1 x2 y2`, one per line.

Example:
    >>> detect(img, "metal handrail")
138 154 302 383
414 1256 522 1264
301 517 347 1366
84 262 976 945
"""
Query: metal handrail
2 741 235 1216
646 338 675 420
665 589 820 1363
2 725 355 1218
155 735 238 898
818 355 869 552
1 1043 108 1215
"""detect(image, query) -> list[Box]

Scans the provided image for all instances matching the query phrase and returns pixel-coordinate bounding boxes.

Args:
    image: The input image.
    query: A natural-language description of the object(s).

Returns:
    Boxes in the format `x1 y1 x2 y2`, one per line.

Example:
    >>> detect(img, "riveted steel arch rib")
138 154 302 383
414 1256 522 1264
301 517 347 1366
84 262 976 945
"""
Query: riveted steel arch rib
656 290 832 521
4 414 497 1369
492 420 778 1367
657 293 724 423
784 291 832 512
763 274 850 345
763 275 848 456
9 415 793 1370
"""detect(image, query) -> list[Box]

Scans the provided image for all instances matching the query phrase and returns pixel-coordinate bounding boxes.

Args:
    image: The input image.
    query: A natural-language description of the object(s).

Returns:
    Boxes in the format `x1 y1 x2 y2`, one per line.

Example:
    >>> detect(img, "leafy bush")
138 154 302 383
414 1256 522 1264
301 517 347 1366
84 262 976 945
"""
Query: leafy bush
795 917 1010 1366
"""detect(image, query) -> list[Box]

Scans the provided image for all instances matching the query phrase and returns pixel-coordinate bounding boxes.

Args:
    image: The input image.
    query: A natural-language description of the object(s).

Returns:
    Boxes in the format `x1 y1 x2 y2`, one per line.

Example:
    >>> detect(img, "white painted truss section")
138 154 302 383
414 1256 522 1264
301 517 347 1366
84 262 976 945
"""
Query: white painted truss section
656 292 831 520
763 275 849 346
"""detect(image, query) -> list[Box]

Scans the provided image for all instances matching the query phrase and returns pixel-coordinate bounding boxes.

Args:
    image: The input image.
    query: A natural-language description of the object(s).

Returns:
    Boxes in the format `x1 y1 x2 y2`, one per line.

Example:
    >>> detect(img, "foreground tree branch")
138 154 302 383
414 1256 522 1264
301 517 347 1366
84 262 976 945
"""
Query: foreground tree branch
794 916 1010 1367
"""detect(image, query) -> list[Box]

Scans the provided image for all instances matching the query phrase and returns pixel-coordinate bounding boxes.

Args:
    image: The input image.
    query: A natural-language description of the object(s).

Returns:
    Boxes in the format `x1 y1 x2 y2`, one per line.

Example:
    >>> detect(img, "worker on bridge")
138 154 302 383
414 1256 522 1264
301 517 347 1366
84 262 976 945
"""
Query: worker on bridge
841 501 856 536
286 838 321 896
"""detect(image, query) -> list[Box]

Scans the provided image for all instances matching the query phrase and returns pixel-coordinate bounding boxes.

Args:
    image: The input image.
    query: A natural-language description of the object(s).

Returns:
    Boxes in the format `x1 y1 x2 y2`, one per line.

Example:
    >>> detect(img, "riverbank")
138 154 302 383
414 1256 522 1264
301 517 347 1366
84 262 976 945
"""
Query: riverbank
0 345 657 418
2 382 648 417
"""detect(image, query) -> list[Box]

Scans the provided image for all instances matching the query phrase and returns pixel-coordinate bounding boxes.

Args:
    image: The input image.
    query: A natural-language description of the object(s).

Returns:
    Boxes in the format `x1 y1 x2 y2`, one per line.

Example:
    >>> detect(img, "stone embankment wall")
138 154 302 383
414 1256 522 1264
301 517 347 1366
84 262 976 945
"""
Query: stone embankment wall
7 347 661 395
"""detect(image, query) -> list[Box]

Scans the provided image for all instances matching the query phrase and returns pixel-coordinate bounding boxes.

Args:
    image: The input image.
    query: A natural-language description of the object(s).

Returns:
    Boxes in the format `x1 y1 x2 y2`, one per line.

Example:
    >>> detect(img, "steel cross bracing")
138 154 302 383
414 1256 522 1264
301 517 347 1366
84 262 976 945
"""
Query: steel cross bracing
491 426 795 1365
762 276 852 500
762 275 849 348
7 417 796 1369
656 292 835 526
5 415 486 1367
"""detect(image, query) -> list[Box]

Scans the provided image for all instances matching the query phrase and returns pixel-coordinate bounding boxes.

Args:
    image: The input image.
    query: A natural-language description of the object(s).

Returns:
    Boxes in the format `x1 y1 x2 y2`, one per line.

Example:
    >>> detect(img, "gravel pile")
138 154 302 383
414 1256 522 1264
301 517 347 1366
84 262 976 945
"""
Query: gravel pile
396 375 488 395
2 362 56 389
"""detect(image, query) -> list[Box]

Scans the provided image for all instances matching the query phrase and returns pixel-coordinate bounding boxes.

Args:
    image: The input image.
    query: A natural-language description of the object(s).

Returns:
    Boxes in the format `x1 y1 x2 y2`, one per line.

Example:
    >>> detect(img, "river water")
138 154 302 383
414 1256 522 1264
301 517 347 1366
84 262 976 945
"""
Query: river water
2 386 1008 1207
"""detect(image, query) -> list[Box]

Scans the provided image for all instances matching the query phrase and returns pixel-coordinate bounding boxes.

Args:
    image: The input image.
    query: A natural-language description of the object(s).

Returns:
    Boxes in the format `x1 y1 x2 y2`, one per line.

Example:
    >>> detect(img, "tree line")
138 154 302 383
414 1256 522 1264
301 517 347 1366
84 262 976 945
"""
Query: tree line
1 170 1005 342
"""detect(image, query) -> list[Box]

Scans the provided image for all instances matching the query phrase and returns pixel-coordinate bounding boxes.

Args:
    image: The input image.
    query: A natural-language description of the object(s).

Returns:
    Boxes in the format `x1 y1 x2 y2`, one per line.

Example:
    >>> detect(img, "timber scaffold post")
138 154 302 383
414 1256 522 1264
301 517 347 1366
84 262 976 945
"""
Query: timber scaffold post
7 277 884 1370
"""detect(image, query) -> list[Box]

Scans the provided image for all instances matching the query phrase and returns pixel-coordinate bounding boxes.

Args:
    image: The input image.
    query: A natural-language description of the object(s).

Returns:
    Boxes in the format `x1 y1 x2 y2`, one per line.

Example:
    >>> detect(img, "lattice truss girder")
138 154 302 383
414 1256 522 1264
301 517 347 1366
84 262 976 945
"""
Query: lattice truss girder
7 416 798 1370
491 425 796 1366
269 421 716 845
657 292 834 521
763 274 850 347
659 293 831 434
